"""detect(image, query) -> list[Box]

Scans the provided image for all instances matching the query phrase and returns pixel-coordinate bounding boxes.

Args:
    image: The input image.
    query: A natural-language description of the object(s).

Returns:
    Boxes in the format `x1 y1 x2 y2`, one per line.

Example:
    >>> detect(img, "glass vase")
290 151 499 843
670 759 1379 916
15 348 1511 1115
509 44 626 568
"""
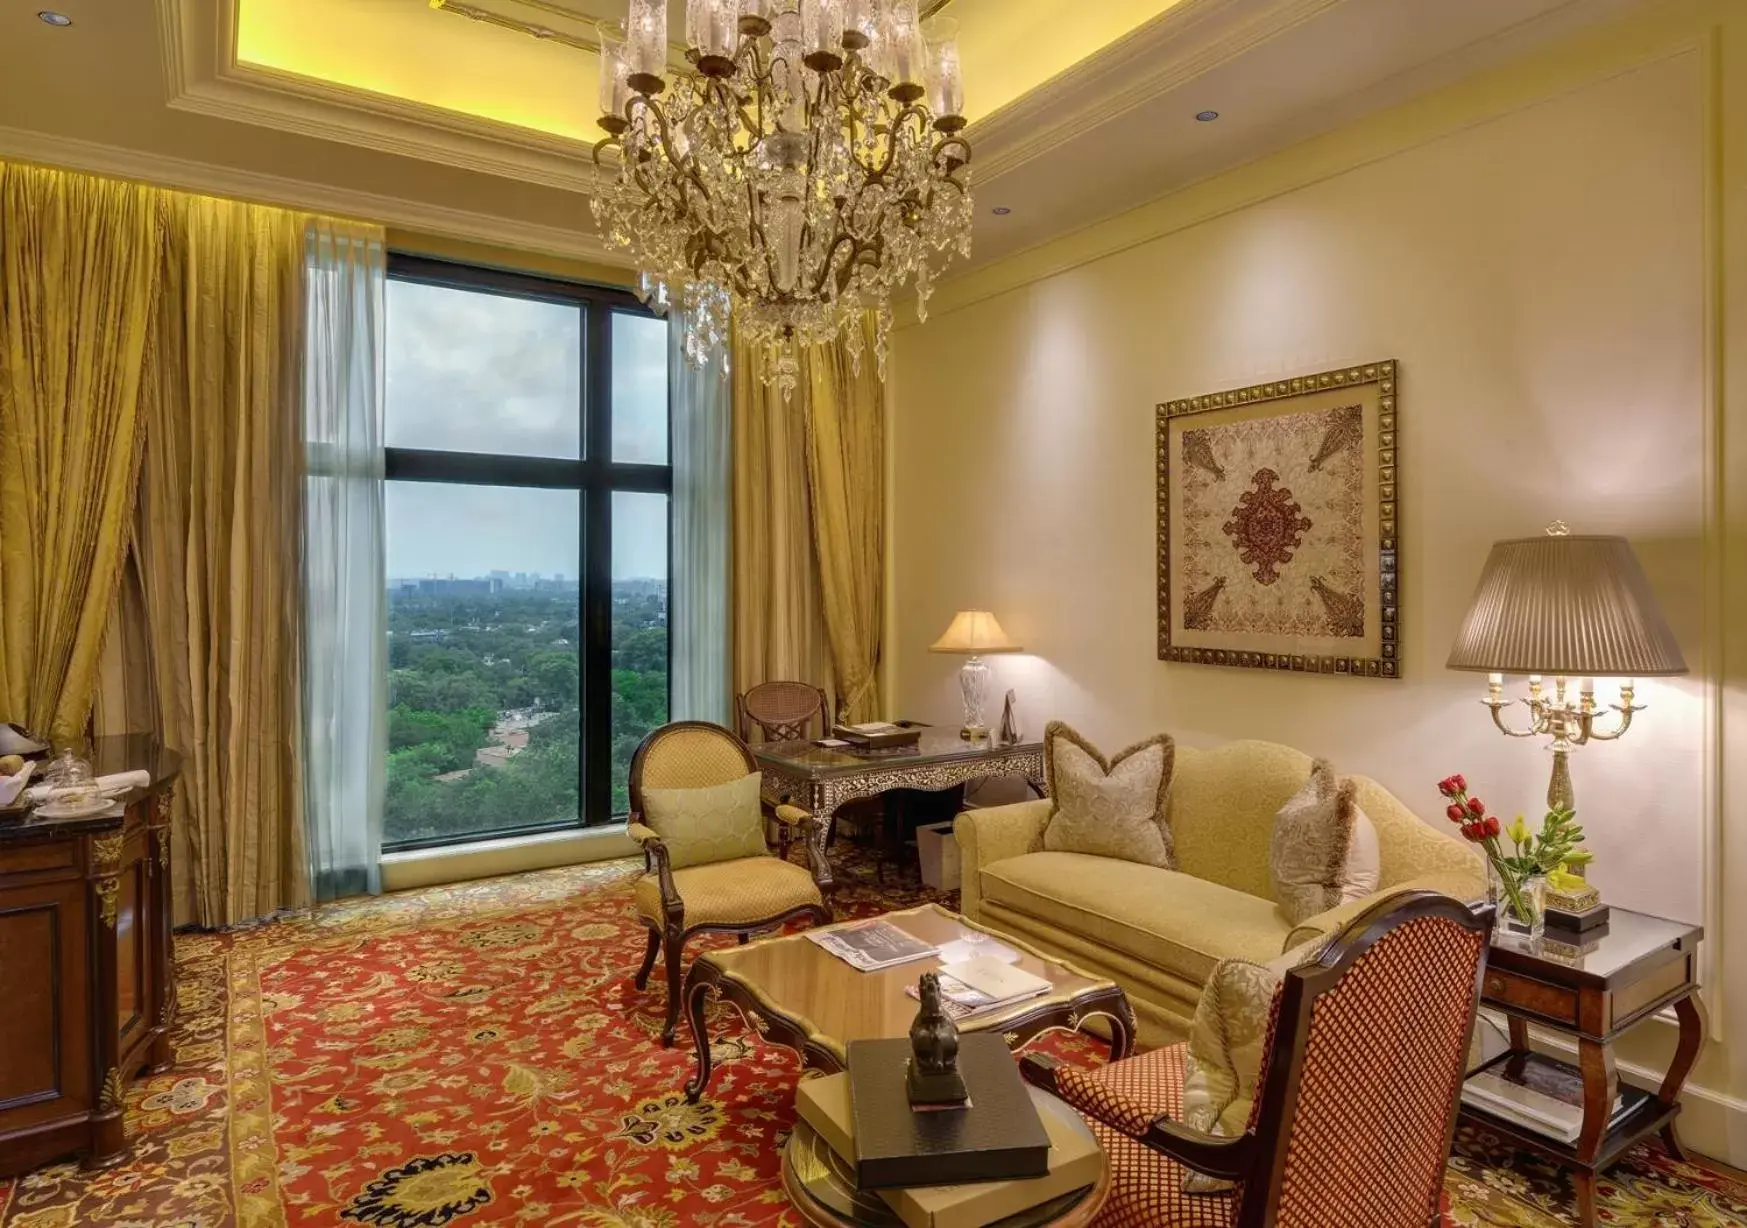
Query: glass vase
1501 874 1547 944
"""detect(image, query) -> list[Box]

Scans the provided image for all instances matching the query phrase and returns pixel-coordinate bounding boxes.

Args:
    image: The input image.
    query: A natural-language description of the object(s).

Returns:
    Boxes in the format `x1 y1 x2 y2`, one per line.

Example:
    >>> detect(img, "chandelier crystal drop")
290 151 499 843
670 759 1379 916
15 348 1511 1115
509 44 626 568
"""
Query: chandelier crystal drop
590 0 974 399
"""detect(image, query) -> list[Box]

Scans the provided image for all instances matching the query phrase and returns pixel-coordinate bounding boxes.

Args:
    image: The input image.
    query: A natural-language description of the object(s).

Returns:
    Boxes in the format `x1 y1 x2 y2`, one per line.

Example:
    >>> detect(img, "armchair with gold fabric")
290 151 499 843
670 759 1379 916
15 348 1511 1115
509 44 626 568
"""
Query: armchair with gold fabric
627 721 834 1047
1022 891 1492 1228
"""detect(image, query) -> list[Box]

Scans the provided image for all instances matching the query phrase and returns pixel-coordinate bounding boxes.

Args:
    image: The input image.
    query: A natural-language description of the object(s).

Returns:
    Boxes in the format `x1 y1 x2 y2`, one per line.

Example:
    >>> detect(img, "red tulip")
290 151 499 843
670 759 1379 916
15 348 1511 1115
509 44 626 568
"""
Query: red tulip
1437 777 1455 797
1445 803 1464 822
1466 798 1486 817
1453 774 1467 793
1484 816 1501 838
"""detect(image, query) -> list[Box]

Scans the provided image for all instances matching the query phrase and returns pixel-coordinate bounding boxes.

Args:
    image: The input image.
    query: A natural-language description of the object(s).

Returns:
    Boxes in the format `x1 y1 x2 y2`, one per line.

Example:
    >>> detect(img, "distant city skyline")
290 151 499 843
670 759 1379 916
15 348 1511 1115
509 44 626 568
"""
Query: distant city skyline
384 279 670 581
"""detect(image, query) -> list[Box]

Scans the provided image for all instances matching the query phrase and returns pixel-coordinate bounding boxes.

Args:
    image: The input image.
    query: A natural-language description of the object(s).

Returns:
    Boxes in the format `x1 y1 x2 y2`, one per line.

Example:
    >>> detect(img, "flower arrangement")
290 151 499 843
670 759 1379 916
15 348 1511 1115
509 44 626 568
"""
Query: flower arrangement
1435 774 1590 927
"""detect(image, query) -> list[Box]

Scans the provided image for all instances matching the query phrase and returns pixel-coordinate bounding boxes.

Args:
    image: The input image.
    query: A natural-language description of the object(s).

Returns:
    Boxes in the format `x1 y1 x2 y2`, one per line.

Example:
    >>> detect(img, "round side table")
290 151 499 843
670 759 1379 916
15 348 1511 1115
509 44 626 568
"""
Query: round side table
780 1091 1110 1228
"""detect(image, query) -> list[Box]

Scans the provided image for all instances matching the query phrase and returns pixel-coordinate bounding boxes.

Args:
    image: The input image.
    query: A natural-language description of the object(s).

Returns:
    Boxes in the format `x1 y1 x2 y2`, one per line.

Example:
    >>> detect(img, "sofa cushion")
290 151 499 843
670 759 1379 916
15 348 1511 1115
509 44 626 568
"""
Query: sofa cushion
1042 723 1175 869
1269 759 1381 926
978 852 1293 985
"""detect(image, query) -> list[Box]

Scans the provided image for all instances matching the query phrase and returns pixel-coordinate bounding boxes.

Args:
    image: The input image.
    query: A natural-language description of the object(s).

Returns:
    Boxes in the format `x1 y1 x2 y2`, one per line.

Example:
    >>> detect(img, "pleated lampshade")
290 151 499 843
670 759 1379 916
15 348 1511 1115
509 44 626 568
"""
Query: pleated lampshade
1446 534 1687 677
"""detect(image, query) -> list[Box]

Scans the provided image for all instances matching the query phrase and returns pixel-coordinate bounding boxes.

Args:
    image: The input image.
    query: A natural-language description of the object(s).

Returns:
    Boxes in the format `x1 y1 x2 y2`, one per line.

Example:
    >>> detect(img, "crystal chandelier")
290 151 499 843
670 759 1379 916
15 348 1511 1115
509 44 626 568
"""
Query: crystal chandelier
590 0 974 398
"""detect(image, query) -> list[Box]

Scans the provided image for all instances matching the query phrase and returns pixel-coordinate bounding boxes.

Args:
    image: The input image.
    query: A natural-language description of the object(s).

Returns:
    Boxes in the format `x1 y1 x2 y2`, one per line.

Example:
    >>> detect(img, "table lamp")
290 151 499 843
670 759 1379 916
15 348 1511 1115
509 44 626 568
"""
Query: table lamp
929 611 1022 740
1445 522 1687 813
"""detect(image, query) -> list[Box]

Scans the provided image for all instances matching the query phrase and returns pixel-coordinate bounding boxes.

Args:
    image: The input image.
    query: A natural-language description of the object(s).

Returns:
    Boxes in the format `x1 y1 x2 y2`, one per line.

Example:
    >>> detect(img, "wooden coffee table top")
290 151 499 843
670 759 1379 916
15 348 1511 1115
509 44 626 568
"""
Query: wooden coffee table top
696 904 1118 1066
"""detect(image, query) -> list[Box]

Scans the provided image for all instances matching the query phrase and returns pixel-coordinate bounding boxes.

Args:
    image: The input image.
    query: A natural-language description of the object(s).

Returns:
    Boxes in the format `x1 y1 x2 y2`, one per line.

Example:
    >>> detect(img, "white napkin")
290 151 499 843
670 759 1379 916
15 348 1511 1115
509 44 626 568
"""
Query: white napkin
0 761 35 808
25 769 152 805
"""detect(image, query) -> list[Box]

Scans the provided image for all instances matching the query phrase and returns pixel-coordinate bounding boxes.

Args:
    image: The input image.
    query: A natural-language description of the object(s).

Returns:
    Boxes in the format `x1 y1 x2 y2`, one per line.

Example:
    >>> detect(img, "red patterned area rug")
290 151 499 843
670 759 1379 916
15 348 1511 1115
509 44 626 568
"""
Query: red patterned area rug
2 851 1743 1228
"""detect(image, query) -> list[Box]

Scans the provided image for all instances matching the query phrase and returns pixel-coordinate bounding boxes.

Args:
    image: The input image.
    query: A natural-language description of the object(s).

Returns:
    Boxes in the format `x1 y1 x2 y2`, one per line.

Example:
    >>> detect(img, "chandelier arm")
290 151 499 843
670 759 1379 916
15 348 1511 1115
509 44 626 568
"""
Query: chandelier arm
811 232 859 298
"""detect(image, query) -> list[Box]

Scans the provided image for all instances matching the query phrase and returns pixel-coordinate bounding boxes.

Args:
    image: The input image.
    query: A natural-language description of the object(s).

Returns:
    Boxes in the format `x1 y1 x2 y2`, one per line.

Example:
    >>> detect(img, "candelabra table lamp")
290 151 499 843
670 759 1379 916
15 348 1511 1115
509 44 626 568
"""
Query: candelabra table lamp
1445 522 1687 815
929 610 1022 740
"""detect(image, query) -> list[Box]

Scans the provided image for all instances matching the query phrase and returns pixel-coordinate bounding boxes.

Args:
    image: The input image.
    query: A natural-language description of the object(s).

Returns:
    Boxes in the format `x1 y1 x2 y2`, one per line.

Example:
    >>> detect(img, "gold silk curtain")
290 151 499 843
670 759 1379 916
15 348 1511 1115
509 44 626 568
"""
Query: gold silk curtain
731 318 886 724
0 166 161 745
137 195 309 925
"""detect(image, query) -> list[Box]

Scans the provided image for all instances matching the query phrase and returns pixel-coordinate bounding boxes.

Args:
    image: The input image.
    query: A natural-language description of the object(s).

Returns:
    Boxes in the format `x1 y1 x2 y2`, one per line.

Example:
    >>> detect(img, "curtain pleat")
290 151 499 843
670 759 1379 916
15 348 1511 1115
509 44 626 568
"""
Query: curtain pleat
670 309 732 724
731 332 837 712
0 165 161 745
802 316 885 724
138 194 309 925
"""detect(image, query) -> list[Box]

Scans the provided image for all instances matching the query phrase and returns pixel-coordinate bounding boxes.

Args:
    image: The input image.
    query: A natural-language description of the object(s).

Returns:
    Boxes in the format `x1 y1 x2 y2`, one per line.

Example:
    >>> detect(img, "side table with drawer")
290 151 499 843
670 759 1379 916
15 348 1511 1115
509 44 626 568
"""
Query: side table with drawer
1461 907 1704 1228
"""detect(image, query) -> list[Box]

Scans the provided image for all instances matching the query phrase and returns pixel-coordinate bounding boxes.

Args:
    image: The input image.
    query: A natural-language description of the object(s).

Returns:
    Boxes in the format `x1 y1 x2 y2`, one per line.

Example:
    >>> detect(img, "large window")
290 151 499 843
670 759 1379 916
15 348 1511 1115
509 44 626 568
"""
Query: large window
383 257 670 850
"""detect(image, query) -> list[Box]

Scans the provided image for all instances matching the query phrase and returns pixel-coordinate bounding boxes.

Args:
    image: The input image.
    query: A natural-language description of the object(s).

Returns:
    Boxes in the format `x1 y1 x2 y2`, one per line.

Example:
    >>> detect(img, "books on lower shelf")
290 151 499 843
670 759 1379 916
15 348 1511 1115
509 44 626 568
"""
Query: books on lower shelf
798 1065 1099 1228
806 919 937 972
1462 1053 1630 1144
903 956 1052 1021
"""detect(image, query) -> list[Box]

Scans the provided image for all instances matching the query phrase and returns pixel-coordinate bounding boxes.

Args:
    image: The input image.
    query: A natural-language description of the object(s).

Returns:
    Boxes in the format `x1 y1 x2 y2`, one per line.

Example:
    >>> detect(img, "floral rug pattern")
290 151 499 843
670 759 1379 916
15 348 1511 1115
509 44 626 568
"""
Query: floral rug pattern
1 850 1743 1228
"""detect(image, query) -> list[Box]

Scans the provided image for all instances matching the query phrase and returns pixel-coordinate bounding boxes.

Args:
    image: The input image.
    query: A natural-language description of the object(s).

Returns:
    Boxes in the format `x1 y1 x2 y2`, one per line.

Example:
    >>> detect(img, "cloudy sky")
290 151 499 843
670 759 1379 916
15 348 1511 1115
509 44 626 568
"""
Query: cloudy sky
384 279 670 582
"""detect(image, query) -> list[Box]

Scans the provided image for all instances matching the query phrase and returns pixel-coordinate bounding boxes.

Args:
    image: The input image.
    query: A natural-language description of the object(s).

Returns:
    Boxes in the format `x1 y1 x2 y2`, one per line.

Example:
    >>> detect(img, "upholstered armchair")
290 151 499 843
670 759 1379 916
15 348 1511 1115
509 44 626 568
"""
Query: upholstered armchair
1023 891 1492 1228
626 721 833 1047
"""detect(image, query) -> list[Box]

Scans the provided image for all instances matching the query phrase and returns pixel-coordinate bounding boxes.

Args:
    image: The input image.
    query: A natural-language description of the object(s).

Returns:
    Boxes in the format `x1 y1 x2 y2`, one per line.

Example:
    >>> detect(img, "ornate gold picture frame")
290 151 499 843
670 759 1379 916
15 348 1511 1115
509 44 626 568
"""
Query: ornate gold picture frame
1156 361 1399 678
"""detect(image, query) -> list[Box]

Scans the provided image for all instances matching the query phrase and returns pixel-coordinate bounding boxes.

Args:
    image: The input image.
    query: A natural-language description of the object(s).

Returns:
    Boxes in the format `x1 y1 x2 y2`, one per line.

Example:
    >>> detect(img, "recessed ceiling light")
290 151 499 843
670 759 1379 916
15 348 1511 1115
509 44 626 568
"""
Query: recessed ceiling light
991 206 1012 216
37 11 73 26
1195 110 1220 122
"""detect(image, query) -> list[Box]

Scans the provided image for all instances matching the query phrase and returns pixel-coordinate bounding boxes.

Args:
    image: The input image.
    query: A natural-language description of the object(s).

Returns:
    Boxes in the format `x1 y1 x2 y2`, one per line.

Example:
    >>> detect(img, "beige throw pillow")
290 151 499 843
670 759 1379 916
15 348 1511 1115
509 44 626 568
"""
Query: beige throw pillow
1269 759 1381 927
1041 722 1175 869
641 771 768 870
1180 935 1332 1194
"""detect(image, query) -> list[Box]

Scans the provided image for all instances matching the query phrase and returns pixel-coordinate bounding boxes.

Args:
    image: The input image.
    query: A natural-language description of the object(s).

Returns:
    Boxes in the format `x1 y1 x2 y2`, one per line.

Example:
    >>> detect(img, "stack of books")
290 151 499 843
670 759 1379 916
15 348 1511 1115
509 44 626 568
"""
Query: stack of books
805 919 938 972
903 956 1053 1021
1462 1053 1630 1144
797 1037 1100 1228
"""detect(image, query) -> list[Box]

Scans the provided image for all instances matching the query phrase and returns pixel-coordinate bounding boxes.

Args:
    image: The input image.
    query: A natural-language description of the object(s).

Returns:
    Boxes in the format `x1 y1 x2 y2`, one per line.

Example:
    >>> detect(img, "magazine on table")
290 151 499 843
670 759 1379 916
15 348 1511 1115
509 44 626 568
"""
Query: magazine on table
806 919 937 971
903 956 1053 1021
1462 1054 1628 1144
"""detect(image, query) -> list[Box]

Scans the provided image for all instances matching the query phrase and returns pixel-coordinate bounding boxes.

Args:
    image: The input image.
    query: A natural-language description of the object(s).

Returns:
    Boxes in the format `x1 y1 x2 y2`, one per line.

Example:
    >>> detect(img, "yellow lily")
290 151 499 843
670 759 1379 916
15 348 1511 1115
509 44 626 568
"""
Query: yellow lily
1507 814 1533 848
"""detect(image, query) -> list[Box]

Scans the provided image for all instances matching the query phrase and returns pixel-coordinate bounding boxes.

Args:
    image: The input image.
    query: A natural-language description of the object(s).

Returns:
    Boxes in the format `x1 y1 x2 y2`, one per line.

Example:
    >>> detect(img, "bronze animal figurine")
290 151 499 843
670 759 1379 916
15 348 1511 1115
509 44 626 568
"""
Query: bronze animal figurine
906 972 969 1106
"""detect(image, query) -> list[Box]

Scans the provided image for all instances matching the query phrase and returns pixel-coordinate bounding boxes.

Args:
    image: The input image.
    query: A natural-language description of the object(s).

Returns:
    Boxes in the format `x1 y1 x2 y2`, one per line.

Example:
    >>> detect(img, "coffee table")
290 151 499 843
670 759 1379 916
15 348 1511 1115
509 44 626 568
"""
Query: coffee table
682 904 1135 1102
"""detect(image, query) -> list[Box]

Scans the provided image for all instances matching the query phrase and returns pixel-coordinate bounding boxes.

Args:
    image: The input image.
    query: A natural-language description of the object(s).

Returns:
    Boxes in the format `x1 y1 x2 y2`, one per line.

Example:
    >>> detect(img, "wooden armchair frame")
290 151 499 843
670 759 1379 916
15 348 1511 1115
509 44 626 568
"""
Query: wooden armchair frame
1024 892 1493 1228
736 682 833 744
625 721 834 1046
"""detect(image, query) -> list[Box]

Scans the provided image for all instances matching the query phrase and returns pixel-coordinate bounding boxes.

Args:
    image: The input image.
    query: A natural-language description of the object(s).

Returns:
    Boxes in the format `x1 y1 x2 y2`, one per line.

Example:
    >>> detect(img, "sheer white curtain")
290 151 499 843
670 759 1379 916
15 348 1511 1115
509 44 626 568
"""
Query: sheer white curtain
669 309 732 724
302 221 387 901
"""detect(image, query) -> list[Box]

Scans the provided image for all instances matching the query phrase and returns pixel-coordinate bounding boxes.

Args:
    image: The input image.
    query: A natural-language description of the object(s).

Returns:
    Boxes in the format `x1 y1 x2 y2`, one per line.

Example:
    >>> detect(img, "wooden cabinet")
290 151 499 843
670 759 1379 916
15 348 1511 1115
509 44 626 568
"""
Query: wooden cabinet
0 738 180 1176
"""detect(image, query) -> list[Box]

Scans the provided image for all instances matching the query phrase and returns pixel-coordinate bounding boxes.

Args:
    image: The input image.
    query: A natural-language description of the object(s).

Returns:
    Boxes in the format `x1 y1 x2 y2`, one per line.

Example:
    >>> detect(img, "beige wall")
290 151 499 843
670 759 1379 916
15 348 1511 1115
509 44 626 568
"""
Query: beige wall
893 2 1747 1164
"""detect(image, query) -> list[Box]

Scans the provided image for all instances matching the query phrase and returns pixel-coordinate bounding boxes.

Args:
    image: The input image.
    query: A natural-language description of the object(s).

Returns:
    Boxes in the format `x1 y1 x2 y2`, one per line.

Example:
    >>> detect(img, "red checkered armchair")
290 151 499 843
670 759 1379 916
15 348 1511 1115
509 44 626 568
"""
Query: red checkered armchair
1023 891 1492 1228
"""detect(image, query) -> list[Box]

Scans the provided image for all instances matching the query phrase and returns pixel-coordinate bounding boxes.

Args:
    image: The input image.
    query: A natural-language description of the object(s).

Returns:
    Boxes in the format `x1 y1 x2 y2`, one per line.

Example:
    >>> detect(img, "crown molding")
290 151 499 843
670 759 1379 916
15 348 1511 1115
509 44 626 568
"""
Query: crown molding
966 0 1344 183
156 0 609 194
0 123 626 266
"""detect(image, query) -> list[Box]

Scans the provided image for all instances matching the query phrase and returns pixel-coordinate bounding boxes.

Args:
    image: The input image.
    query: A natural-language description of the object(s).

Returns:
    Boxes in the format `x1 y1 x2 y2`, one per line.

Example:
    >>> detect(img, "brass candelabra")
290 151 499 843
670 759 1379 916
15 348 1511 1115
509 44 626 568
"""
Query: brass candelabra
1479 673 1644 812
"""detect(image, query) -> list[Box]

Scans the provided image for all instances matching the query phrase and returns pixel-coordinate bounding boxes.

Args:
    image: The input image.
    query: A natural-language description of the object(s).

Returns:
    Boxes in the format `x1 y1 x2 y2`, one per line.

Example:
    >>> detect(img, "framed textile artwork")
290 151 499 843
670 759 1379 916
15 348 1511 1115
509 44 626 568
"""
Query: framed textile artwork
1156 361 1399 678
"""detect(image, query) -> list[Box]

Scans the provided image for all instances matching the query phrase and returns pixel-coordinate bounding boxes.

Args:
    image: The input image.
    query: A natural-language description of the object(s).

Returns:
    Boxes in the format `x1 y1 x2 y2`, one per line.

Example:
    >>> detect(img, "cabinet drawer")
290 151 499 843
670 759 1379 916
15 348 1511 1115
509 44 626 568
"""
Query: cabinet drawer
0 842 76 877
1484 968 1578 1024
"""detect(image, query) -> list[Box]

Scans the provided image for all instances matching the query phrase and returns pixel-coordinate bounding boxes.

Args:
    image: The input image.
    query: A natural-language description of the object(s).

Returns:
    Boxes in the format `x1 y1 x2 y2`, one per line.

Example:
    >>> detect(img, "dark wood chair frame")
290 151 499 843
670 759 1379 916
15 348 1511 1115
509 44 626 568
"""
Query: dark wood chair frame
736 682 833 743
1023 891 1495 1228
626 721 835 1048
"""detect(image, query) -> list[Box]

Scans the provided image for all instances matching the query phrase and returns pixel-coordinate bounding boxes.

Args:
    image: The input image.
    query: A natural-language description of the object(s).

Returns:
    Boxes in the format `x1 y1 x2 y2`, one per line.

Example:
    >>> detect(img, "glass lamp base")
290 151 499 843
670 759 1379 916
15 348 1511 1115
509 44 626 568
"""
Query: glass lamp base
958 655 990 740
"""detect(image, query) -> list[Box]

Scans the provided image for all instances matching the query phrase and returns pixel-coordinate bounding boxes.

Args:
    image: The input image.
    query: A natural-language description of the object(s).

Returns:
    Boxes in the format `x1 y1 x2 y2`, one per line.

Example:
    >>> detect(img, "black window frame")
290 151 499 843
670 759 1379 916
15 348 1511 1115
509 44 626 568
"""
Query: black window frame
382 253 673 853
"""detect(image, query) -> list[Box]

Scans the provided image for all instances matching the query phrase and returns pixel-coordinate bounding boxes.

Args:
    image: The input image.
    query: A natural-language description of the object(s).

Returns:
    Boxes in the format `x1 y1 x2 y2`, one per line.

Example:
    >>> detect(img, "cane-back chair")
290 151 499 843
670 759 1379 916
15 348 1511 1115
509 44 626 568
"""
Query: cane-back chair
736 681 833 743
1023 891 1492 1228
626 721 833 1046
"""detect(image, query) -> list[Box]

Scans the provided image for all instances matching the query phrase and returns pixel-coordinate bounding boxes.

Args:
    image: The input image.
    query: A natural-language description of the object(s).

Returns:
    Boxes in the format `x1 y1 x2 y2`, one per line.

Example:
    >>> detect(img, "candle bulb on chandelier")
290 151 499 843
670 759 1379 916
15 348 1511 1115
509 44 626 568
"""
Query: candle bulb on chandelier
596 20 631 133
843 0 882 50
626 0 668 94
925 17 965 131
688 0 738 74
802 0 846 70
885 0 925 101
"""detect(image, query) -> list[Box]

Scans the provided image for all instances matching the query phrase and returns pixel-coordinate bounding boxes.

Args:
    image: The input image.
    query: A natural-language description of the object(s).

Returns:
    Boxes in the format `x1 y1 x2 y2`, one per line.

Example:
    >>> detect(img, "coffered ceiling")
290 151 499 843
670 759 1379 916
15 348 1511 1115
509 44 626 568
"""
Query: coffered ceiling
0 0 1639 278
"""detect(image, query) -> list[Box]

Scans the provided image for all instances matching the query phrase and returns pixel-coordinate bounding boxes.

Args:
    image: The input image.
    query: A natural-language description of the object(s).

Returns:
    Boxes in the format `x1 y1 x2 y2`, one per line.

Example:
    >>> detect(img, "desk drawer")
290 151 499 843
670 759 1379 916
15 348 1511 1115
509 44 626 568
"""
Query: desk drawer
1484 968 1578 1025
0 841 77 877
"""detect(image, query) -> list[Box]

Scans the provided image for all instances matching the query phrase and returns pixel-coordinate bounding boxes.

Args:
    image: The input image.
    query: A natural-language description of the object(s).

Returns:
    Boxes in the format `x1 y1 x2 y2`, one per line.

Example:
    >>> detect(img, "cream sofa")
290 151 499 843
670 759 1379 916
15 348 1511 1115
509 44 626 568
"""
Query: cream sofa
955 739 1486 1046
